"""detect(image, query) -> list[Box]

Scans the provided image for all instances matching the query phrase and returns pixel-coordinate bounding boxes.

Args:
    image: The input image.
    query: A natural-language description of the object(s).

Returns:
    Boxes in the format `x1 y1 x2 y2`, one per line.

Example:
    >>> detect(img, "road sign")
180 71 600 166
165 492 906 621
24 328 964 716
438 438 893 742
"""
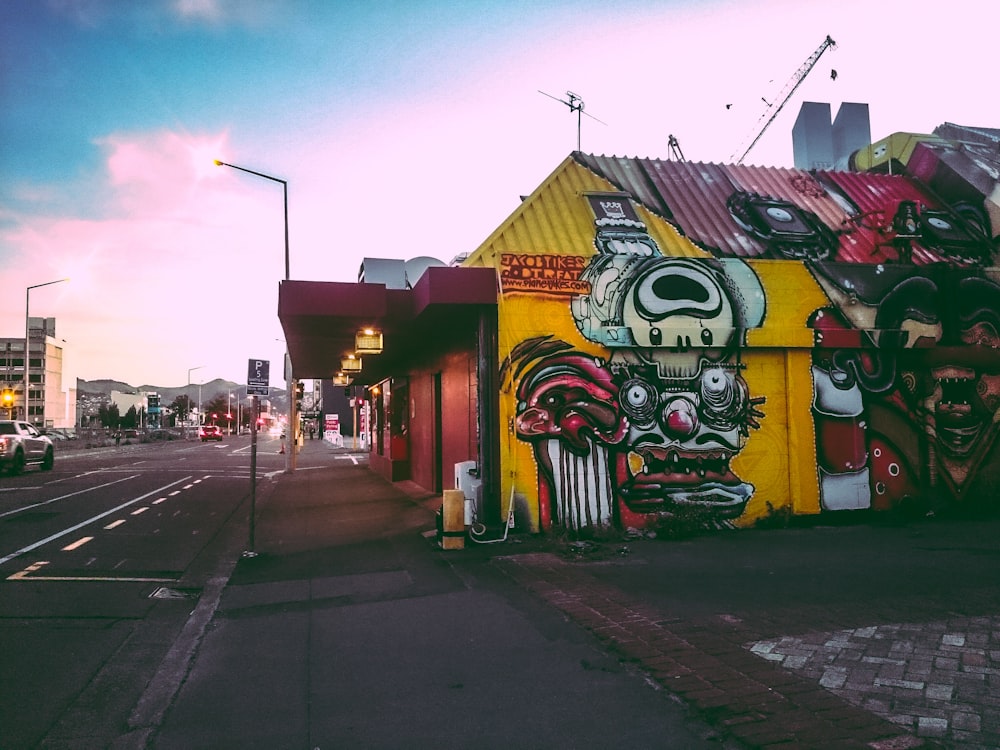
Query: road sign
247 358 270 396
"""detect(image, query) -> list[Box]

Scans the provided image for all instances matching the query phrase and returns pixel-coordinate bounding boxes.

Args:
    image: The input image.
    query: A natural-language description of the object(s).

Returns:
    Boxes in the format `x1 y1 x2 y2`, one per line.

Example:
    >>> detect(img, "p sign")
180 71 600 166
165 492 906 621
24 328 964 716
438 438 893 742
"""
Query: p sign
247 358 270 396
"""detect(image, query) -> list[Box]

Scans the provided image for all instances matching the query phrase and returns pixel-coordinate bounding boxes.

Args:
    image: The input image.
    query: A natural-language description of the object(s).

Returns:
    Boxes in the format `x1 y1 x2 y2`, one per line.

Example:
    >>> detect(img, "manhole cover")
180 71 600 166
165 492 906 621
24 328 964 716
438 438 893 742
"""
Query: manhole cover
149 586 200 600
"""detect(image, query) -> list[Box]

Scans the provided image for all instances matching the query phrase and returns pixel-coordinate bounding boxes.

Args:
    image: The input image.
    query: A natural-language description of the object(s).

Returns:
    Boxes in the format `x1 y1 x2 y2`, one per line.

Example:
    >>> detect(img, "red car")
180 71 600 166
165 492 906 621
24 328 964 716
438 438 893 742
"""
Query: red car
199 425 223 442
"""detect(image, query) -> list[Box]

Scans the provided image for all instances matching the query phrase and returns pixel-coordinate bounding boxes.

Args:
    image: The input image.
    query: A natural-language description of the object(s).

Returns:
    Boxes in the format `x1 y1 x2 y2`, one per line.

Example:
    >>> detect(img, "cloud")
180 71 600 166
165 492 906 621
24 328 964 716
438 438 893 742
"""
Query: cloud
173 0 224 22
1 128 290 385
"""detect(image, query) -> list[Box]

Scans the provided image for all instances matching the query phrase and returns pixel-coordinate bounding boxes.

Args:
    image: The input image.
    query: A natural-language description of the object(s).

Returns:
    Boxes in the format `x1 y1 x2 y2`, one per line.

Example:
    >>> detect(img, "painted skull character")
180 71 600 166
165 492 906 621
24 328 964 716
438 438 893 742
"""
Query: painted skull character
513 211 767 531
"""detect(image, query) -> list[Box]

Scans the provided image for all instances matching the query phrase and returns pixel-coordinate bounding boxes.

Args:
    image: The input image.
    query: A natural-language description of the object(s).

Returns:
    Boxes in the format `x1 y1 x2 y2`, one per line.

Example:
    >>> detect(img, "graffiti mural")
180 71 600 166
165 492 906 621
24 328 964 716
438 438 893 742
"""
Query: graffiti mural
508 196 766 531
488 152 1000 534
808 263 1000 511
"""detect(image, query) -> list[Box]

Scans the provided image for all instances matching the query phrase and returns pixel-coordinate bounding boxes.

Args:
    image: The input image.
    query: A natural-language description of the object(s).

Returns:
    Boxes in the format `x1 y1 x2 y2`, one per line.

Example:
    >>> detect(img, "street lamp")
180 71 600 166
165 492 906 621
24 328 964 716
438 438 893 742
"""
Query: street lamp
187 365 204 436
25 278 68 425
229 385 247 435
213 160 289 281
215 159 295 471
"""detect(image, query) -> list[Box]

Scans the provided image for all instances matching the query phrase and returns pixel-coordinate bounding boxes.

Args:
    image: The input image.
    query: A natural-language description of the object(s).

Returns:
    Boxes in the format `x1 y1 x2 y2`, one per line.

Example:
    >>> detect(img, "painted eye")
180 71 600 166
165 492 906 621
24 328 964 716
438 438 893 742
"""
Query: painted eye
699 368 746 431
766 207 794 223
701 368 731 401
620 379 657 424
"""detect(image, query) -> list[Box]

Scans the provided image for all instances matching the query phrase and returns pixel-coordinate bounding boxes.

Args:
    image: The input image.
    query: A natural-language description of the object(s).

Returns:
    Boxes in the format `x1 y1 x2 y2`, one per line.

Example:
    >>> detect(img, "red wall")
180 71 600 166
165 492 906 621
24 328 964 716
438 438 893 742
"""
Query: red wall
407 350 478 494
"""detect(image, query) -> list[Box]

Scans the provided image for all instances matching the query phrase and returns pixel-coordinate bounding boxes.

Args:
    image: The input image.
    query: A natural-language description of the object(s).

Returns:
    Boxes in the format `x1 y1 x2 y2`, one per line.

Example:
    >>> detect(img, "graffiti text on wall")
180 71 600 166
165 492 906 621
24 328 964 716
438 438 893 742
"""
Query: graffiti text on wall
500 254 590 295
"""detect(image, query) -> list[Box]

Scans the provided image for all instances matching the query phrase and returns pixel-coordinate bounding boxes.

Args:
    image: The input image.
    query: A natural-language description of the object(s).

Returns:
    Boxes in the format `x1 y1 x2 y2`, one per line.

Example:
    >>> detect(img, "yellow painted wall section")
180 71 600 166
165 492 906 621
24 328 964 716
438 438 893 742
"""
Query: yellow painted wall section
785 348 822 515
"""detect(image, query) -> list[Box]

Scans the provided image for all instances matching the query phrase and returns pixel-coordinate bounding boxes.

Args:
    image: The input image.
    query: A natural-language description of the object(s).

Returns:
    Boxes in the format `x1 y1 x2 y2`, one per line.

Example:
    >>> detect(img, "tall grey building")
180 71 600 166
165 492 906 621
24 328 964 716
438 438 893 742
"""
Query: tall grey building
793 101 871 170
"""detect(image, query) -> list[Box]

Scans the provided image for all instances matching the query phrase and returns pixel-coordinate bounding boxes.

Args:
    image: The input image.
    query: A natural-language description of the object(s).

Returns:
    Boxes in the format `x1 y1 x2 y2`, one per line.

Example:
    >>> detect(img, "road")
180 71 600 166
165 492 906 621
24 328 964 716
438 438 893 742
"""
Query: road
0 432 287 750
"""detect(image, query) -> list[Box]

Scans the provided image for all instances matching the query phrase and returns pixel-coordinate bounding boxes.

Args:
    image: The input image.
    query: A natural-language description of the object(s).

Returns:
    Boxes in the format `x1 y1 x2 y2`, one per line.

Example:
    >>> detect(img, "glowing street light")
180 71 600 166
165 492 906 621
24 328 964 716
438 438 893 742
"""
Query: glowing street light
213 160 289 281
215 159 296 471
25 278 68 424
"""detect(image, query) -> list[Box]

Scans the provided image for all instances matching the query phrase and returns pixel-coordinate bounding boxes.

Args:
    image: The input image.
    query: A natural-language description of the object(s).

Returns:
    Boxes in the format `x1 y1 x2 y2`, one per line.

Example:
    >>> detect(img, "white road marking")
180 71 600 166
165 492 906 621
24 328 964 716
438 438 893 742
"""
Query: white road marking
0 475 193 566
0 475 139 519
7 561 175 583
62 537 93 551
104 520 126 530
131 507 149 515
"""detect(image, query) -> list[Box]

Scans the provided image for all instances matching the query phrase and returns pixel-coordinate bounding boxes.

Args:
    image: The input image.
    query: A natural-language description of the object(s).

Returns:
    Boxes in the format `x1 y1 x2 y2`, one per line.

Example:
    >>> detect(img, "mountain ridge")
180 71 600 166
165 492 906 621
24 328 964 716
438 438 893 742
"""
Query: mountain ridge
76 378 287 408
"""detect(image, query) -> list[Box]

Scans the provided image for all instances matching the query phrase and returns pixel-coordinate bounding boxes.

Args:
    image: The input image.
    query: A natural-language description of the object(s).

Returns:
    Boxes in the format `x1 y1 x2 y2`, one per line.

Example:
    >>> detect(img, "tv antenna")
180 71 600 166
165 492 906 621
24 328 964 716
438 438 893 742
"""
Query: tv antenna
538 90 607 151
668 134 686 161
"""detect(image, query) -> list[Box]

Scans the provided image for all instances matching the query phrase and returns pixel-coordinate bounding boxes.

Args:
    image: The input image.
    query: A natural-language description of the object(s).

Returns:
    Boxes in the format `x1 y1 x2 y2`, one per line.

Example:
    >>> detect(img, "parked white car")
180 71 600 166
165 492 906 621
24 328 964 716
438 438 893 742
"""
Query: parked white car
0 420 54 474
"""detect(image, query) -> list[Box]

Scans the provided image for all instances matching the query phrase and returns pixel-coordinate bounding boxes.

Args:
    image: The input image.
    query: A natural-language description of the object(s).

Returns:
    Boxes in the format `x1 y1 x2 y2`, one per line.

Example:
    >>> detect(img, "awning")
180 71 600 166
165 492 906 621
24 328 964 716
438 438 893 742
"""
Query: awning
277 266 498 384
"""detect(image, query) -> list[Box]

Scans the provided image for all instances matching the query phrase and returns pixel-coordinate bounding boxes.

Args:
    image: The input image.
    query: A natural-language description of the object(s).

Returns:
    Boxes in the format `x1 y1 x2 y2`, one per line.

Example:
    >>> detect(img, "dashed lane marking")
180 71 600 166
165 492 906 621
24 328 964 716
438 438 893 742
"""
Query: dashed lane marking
61 536 94 551
0 475 193 567
0 475 139 520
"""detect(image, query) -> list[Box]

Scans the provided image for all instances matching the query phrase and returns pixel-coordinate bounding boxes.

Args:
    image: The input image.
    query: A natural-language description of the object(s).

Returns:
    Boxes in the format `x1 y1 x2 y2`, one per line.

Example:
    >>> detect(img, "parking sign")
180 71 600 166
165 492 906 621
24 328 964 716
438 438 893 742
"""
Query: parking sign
247 358 270 396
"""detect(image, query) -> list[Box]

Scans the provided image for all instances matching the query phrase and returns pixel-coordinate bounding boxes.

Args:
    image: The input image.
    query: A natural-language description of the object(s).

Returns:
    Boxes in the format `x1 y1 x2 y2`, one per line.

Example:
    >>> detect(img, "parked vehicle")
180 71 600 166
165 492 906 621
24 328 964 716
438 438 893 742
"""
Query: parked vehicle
45 427 76 441
199 425 223 442
0 420 54 474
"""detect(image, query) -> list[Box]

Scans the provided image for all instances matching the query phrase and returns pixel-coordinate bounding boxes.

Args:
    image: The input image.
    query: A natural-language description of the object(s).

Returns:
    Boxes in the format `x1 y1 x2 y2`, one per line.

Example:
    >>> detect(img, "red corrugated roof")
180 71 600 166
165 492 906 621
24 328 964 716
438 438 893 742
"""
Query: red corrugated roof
573 154 984 266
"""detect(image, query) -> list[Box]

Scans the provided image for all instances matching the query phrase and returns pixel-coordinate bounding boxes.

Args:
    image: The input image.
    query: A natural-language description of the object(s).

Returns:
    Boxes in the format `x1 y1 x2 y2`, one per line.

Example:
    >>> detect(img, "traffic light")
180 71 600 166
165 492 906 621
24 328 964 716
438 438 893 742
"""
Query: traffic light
1 388 13 416
295 382 304 399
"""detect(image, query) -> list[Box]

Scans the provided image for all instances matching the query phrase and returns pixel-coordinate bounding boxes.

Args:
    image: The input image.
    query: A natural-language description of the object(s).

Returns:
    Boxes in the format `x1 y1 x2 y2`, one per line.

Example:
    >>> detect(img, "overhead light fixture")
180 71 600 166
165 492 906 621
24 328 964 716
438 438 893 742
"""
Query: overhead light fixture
341 355 362 372
332 373 353 386
355 328 383 354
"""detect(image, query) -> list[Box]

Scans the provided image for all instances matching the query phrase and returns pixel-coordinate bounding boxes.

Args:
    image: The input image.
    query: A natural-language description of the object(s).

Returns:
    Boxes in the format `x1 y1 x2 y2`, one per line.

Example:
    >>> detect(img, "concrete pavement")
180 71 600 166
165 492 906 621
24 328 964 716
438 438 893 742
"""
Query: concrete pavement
136 438 997 749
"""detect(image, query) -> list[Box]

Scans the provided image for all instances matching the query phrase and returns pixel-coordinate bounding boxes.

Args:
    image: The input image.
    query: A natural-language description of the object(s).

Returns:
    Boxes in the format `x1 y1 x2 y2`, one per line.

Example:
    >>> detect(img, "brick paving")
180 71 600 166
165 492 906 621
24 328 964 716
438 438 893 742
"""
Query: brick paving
494 551 960 750
747 617 1000 749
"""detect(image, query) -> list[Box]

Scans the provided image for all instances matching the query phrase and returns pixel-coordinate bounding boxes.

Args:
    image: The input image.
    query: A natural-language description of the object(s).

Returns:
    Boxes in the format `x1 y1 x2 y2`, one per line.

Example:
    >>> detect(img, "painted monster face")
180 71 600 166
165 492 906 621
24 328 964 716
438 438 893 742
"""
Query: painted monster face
514 348 763 530
614 360 759 520
515 224 767 531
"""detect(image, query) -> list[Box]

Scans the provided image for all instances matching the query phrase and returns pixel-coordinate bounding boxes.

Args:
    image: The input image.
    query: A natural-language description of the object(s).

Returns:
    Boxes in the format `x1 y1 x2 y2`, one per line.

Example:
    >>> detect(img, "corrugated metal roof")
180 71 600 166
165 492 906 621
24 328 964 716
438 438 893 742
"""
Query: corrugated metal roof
573 154 987 267
465 155 702 271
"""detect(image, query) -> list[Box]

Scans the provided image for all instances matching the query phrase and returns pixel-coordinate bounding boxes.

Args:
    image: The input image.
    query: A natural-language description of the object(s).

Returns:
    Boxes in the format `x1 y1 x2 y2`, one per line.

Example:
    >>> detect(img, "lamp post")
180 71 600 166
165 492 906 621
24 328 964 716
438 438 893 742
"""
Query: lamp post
215 159 295 471
213 160 288 281
25 278 69 425
187 365 204 437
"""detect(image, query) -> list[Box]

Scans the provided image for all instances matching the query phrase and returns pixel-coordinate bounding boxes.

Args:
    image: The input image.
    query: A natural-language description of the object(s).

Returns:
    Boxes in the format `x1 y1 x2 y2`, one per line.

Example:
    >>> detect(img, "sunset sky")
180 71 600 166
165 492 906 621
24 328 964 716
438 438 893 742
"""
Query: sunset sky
1 0 994 388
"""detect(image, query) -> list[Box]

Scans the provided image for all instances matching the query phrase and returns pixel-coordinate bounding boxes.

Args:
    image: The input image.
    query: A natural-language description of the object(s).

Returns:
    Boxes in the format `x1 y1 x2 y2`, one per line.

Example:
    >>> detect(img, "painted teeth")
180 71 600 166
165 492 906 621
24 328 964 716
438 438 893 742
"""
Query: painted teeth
627 450 733 476
627 451 645 476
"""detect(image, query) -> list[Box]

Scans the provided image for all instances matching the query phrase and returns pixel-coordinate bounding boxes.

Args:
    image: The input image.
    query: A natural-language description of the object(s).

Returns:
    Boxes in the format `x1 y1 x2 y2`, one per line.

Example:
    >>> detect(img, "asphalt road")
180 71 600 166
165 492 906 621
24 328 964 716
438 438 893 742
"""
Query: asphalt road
0 433 286 750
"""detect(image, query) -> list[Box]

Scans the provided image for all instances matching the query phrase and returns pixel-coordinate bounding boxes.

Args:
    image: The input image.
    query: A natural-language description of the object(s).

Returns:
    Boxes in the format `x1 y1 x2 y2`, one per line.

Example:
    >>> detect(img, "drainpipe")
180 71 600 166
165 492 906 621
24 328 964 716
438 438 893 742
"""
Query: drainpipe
477 306 501 525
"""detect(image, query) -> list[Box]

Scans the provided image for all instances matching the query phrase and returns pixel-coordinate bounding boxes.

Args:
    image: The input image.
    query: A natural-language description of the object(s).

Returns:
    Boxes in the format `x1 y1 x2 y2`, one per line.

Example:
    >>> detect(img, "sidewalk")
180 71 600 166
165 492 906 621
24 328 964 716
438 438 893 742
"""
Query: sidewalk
143 439 729 749
143 439 997 749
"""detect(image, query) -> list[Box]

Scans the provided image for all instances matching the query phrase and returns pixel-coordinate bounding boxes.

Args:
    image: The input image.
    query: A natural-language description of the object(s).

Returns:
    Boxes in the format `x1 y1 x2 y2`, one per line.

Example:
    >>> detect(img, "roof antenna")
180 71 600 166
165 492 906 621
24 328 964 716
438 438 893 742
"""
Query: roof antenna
538 90 607 151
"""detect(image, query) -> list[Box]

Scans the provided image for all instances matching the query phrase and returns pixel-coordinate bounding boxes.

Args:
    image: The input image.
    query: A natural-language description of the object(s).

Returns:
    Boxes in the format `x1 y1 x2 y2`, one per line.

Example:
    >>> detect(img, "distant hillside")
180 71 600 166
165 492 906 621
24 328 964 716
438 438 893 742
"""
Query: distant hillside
77 378 287 408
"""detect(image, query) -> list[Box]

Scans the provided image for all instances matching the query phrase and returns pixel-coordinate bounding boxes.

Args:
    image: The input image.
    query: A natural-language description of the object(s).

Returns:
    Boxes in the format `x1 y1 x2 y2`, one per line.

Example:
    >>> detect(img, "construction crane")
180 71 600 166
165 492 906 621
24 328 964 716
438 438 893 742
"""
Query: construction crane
730 34 837 164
